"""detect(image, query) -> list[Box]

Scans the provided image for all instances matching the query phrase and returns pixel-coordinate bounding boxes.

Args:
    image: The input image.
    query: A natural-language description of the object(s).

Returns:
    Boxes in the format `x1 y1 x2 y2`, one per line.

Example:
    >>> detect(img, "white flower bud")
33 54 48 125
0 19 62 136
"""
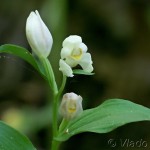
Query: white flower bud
59 92 83 120
59 35 93 76
26 10 53 58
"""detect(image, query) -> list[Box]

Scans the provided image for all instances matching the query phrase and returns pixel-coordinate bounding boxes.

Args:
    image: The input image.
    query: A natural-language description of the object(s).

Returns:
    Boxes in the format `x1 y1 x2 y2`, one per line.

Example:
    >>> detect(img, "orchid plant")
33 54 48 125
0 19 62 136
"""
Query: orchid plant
0 10 150 150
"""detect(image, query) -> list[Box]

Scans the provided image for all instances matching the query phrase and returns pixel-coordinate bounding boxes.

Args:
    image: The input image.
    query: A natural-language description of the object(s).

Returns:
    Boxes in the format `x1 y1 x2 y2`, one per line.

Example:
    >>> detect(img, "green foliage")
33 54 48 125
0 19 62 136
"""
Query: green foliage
56 99 150 141
0 121 36 150
0 44 46 78
73 69 94 75
1 45 150 150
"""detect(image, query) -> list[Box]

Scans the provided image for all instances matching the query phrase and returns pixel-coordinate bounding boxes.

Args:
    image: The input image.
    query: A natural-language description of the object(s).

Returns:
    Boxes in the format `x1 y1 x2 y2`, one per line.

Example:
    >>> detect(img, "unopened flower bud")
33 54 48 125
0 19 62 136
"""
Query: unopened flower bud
26 10 53 58
59 92 83 120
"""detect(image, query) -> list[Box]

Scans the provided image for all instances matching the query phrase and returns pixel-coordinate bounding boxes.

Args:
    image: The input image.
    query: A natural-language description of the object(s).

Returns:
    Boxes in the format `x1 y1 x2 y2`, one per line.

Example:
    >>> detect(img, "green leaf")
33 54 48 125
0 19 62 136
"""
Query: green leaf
56 99 150 141
0 121 36 150
0 44 46 78
73 69 94 75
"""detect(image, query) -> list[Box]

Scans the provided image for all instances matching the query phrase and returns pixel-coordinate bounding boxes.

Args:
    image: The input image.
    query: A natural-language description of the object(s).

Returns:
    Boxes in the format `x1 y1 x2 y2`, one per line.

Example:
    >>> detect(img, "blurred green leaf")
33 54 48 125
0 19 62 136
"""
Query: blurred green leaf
73 69 94 75
0 121 36 150
56 99 150 141
0 44 46 78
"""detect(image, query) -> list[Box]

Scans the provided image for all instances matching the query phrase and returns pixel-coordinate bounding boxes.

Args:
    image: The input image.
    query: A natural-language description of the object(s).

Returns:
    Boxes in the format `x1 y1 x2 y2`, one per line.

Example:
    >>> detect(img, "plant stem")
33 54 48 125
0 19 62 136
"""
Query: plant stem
56 75 67 105
51 140 61 150
41 58 58 94
59 119 69 133
40 58 58 144
40 57 67 150
51 75 67 150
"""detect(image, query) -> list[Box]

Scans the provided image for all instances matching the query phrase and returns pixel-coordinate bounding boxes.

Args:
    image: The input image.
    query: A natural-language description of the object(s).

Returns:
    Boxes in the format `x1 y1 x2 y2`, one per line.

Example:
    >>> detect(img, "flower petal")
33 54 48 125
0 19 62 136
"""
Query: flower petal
63 35 82 48
65 57 78 67
61 47 72 59
79 53 93 72
59 59 74 77
79 43 87 53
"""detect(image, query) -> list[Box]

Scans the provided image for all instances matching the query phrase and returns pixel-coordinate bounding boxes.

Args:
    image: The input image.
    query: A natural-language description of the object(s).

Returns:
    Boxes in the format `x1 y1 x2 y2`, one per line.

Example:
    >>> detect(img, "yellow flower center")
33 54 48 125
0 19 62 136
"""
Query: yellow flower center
71 48 82 60
67 100 77 113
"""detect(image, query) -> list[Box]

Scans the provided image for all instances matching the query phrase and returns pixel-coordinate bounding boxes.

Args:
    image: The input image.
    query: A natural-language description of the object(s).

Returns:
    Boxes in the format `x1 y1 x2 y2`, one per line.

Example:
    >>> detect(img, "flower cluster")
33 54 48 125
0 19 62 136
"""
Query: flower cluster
26 10 94 120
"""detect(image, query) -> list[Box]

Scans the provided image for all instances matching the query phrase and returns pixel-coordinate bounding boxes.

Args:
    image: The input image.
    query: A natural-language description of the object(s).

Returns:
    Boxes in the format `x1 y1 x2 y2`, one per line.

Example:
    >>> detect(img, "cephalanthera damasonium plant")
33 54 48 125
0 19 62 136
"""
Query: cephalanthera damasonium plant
0 10 150 150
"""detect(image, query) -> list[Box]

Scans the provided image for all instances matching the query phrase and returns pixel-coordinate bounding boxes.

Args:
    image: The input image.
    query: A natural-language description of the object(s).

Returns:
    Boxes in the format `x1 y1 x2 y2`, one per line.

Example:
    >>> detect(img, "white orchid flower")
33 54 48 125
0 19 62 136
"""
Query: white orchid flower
59 35 93 77
26 10 53 58
59 92 83 120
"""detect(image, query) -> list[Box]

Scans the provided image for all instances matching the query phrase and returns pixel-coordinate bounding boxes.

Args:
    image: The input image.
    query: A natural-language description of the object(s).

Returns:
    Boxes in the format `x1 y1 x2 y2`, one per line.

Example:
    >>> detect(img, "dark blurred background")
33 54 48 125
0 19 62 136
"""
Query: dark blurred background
1 0 150 150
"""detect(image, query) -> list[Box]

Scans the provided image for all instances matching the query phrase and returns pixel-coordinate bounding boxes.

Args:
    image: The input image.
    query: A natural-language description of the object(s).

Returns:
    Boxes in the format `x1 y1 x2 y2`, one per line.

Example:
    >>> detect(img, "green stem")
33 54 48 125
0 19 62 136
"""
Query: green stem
41 57 58 95
40 57 58 143
40 57 67 150
51 140 61 150
51 75 67 150
59 119 69 133
56 75 67 104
